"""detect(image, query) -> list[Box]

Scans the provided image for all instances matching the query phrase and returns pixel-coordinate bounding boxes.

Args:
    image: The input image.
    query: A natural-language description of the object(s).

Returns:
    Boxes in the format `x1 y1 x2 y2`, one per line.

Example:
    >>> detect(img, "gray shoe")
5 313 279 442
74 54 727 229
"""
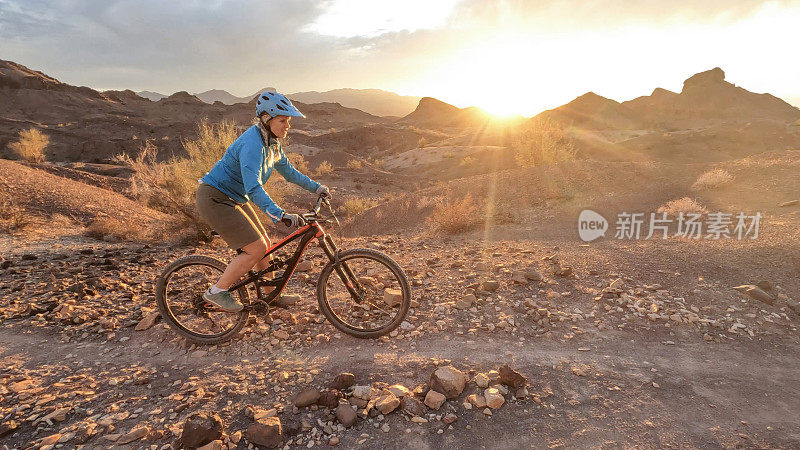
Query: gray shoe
203 289 244 312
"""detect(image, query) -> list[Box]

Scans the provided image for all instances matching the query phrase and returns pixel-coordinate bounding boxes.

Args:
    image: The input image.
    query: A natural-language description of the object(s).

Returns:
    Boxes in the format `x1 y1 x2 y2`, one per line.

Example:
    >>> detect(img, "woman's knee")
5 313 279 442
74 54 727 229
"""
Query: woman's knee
241 238 267 259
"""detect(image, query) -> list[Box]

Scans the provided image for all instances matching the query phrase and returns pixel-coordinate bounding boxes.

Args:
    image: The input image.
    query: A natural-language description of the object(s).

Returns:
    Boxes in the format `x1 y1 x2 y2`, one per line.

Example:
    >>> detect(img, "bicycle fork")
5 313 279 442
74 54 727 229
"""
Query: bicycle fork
318 235 364 302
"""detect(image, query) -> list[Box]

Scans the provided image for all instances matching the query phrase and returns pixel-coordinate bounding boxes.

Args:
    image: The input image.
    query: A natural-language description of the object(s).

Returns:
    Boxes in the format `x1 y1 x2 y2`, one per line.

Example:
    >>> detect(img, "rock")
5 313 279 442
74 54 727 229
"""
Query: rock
430 366 468 398
335 405 357 428
135 311 160 331
295 260 313 272
455 294 476 310
467 394 487 408
351 385 371 400
778 199 798 207
117 426 149 445
40 433 61 446
384 288 403 307
0 420 19 438
480 280 500 292
272 330 290 340
374 390 401 414
410 416 428 423
484 388 505 409
246 416 282 448
197 440 224 450
181 412 223 448
329 436 340 446
387 384 412 398
510 271 528 284
401 396 427 417
349 397 369 409
733 285 775 305
525 268 543 281
498 364 527 389
294 388 321 407
755 280 772 292
330 373 355 390
473 373 489 388
424 390 446 410
275 294 302 307
317 389 341 409
39 407 70 424
443 413 458 424
0 258 11 269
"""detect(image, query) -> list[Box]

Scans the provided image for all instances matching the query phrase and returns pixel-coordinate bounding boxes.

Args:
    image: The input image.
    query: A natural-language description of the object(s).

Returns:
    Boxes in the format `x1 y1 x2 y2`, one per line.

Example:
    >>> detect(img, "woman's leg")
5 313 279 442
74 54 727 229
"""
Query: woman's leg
215 237 268 289
241 203 272 272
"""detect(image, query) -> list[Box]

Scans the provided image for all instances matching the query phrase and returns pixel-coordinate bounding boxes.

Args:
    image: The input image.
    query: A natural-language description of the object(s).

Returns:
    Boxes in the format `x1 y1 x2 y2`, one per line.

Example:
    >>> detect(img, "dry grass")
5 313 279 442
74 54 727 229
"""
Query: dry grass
460 155 477 167
341 197 377 216
287 152 309 173
85 216 148 242
118 120 241 241
418 137 428 148
426 192 483 234
0 190 35 234
315 160 334 177
513 118 576 167
347 159 363 170
691 169 733 190
657 197 708 216
8 128 49 163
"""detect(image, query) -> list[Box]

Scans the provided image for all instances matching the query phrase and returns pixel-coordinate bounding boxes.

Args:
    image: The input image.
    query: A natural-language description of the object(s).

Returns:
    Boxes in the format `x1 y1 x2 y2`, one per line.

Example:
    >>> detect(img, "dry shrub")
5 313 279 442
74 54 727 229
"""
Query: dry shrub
287 152 309 173
85 216 148 242
657 197 708 216
513 118 576 167
691 169 733 190
341 197 377 216
0 191 34 234
426 193 483 234
315 160 334 177
347 159 363 170
119 120 241 241
460 155 477 167
8 128 49 163
418 137 428 148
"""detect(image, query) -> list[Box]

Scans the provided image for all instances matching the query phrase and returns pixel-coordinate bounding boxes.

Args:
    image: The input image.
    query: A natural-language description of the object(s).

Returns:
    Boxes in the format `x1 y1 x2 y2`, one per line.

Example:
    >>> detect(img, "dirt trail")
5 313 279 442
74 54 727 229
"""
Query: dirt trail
2 319 798 449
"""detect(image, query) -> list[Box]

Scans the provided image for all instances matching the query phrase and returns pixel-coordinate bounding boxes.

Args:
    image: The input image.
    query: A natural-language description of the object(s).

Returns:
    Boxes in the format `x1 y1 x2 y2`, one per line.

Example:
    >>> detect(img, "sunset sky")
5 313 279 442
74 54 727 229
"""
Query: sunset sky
1 0 798 116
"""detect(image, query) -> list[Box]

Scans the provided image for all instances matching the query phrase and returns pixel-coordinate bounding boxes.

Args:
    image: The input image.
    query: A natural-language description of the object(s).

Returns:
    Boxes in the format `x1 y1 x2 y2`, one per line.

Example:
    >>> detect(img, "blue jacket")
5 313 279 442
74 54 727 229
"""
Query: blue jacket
200 125 321 223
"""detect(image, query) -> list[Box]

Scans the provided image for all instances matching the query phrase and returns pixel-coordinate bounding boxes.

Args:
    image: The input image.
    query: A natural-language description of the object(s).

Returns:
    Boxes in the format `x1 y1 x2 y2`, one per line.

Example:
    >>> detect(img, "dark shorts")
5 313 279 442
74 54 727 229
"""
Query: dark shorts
196 183 269 250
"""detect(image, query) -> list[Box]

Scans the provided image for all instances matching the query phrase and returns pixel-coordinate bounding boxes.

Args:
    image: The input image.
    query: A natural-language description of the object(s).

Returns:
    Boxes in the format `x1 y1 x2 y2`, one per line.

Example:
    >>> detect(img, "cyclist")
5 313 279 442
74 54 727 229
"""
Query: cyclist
196 91 329 312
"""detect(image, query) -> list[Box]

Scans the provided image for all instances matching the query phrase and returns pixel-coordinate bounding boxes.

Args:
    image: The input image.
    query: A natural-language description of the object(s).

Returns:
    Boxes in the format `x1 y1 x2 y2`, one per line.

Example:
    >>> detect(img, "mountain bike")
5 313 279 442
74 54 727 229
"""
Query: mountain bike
155 195 411 344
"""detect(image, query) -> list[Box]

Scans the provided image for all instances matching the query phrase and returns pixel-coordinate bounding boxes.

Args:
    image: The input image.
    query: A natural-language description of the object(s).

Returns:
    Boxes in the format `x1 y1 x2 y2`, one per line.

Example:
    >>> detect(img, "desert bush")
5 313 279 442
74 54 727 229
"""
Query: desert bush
341 197 377 216
513 118 575 167
8 128 49 163
657 197 708 216
426 192 483 234
418 137 428 148
120 120 240 240
85 216 148 242
460 155 477 167
691 169 733 190
287 152 309 173
347 159 363 170
315 160 334 177
0 191 34 234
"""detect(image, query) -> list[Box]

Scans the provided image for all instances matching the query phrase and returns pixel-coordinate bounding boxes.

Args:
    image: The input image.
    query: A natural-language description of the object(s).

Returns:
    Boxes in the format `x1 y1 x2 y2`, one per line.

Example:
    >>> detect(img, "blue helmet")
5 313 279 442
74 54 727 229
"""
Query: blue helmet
256 91 305 118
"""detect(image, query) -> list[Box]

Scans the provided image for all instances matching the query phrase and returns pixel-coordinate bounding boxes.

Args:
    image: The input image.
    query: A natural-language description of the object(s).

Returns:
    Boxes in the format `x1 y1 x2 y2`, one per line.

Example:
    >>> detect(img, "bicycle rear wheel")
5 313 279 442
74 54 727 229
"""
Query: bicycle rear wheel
316 248 411 338
155 255 249 345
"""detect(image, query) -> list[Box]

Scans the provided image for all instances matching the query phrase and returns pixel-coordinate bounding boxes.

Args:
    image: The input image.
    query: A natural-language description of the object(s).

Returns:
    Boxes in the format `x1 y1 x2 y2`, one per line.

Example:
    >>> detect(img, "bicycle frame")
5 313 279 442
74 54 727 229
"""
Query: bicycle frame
228 218 363 310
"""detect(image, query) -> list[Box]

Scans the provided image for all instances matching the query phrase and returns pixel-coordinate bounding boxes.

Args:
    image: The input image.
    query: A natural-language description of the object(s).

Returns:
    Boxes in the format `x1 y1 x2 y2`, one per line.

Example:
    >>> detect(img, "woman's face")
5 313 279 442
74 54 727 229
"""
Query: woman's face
268 115 291 138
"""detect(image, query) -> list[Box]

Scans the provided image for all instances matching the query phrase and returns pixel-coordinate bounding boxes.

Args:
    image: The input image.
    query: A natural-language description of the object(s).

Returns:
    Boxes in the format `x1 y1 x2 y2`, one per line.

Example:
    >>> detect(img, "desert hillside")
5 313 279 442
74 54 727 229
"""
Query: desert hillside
1 60 799 449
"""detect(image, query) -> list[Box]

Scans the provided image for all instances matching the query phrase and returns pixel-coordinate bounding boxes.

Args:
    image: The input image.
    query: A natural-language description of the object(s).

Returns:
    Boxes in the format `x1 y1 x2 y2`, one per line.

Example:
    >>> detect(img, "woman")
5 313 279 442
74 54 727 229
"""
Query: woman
196 91 329 312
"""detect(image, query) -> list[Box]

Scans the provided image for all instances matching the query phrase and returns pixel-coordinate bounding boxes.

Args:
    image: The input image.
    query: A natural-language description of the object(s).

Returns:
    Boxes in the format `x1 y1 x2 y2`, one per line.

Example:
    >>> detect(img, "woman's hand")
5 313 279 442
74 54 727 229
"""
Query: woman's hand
316 185 331 199
281 212 305 228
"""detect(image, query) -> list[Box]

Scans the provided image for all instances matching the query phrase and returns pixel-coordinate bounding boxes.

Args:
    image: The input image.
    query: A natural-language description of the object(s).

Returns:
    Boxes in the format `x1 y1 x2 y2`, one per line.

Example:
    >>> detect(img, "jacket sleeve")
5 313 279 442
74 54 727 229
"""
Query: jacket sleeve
274 148 322 193
240 143 285 223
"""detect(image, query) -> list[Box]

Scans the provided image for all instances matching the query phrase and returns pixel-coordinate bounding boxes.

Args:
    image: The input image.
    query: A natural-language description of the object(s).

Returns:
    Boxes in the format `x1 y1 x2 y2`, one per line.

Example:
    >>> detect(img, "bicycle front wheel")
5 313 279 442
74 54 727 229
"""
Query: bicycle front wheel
316 249 411 338
155 255 249 345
